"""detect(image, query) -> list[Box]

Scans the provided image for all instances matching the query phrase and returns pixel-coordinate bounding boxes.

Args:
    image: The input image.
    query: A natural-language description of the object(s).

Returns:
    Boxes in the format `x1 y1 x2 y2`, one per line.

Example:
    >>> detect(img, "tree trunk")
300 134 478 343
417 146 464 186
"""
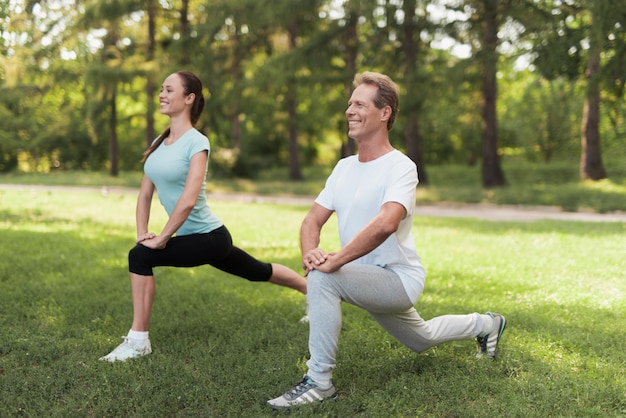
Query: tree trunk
342 1 358 157
145 81 156 147
287 21 302 180
580 25 607 180
402 0 427 184
109 89 119 176
287 85 302 180
180 0 190 66
230 23 242 149
481 0 505 187
145 0 156 147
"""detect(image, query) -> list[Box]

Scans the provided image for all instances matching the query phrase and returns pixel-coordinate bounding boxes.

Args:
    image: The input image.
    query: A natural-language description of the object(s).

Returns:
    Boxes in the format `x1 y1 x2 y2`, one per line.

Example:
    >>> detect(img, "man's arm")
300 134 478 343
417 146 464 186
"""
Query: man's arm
313 201 406 273
300 203 333 275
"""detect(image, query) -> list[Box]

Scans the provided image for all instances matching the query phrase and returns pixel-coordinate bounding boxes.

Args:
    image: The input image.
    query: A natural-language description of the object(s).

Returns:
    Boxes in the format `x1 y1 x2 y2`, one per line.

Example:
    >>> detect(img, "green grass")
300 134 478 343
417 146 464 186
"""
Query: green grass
2 158 625 213
417 160 626 213
0 188 624 417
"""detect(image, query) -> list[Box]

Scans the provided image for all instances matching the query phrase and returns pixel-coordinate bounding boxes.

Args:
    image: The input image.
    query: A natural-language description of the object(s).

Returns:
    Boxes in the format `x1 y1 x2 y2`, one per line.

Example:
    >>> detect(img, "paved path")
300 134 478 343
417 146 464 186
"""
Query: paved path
200 193 626 223
2 184 625 223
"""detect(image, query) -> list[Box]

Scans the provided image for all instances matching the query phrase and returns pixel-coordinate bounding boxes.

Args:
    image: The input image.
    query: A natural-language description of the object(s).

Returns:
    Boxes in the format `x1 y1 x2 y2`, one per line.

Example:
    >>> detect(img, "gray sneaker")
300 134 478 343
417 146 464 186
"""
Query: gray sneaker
268 375 337 408
476 312 506 359
99 337 152 362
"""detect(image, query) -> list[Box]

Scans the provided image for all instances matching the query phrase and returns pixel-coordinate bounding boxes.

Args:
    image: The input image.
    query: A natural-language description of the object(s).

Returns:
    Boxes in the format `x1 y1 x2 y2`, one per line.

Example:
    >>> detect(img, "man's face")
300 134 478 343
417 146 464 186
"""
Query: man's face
345 83 386 141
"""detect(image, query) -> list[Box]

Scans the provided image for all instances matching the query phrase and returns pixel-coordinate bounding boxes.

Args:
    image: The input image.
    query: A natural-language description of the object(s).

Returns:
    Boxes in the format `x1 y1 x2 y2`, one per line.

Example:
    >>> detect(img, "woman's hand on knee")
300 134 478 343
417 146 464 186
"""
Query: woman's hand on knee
137 232 156 244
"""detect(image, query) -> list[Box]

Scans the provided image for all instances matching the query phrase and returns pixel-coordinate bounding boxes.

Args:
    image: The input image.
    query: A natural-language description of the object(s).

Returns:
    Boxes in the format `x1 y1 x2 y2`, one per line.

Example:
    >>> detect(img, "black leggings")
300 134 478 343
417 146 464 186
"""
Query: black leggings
128 225 273 281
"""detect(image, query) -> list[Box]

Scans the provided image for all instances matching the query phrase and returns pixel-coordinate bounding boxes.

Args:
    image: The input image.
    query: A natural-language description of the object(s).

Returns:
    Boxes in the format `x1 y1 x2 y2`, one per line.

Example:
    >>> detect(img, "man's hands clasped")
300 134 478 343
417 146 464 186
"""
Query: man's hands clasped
302 248 340 275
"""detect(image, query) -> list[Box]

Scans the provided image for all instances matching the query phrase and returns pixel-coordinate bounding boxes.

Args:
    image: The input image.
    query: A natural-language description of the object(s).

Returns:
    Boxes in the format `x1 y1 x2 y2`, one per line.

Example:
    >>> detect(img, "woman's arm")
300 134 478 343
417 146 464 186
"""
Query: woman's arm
136 174 155 243
140 150 207 249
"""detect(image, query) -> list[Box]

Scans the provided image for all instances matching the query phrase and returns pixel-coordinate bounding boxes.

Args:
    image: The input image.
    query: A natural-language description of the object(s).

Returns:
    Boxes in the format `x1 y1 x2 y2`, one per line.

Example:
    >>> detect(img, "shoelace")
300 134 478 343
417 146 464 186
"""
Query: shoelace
477 334 488 352
288 377 316 397
111 336 130 350
113 336 144 353
477 313 497 352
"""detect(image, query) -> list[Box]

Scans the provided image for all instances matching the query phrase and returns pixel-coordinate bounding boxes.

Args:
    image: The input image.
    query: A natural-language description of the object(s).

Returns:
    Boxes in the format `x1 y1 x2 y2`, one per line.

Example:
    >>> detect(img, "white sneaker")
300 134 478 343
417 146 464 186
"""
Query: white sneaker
99 337 152 362
476 312 506 359
268 375 337 409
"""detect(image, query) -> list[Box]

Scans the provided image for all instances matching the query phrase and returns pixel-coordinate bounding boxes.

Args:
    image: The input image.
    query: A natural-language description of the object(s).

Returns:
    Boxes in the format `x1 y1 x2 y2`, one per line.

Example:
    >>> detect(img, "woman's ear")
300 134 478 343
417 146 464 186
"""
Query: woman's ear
185 92 196 105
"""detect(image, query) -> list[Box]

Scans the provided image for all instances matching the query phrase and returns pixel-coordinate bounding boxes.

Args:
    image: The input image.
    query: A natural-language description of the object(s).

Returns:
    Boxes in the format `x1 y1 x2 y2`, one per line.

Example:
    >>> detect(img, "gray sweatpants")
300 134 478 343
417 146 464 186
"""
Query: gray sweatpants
305 264 485 386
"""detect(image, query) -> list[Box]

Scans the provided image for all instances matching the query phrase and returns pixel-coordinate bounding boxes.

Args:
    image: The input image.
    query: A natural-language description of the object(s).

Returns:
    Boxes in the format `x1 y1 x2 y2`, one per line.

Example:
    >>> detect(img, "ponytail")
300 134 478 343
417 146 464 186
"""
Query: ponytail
141 128 170 163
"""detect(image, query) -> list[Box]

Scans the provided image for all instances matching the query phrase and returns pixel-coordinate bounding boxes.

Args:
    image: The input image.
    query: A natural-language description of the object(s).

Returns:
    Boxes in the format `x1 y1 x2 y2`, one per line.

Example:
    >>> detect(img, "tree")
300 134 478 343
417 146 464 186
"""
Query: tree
445 0 538 186
80 0 145 176
0 1 23 171
0 0 72 171
340 0 359 157
401 0 429 184
580 7 606 181
144 0 157 148
577 0 620 181
443 0 509 186
286 18 303 181
532 0 626 180
476 0 506 187
2 0 624 179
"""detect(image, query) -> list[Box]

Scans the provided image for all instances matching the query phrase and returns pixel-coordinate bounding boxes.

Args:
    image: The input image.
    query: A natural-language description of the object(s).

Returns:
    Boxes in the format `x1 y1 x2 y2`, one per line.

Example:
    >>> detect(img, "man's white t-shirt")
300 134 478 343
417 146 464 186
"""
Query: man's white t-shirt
315 149 426 302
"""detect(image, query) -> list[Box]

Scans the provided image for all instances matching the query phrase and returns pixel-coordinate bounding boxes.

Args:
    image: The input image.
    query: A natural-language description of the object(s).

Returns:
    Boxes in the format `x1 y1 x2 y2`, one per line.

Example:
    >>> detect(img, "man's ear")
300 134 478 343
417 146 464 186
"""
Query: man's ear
380 105 391 122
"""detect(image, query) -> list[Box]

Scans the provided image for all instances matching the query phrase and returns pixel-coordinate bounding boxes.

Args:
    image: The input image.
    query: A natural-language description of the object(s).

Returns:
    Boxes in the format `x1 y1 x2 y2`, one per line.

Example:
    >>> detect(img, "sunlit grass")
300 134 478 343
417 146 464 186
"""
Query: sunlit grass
0 188 624 417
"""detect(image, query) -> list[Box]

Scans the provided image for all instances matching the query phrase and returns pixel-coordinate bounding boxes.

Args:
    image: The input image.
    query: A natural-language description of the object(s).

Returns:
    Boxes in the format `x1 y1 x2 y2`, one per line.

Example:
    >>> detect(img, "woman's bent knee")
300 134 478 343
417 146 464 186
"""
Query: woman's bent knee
128 245 153 276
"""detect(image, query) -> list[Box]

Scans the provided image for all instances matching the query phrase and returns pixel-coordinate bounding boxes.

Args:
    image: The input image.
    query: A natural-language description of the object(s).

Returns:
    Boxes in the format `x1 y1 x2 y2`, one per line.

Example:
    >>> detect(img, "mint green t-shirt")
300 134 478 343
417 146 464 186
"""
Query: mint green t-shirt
144 128 223 236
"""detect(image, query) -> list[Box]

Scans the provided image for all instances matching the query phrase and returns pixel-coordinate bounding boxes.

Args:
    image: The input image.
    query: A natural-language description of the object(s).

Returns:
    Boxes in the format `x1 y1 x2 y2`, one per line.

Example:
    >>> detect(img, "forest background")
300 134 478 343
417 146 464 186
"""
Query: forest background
1 0 625 191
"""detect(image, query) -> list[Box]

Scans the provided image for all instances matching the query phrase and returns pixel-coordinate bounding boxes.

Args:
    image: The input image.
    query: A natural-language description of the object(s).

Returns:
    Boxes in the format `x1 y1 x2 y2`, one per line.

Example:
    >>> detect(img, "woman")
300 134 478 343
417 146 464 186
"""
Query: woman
100 70 307 362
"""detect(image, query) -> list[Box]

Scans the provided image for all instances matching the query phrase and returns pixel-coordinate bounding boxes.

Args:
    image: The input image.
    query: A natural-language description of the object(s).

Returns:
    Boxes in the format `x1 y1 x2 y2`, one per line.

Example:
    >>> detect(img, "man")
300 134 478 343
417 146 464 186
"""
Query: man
267 71 506 408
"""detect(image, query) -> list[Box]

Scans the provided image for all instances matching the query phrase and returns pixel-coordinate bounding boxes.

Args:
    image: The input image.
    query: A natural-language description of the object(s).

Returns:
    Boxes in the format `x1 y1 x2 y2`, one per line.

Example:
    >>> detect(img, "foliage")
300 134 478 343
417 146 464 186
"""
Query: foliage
0 0 625 180
498 67 584 162
0 189 624 417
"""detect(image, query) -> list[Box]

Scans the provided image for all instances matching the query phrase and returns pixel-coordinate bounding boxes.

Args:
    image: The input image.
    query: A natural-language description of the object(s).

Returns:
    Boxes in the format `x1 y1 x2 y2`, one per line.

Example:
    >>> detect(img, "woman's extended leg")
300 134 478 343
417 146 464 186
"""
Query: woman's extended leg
269 263 307 294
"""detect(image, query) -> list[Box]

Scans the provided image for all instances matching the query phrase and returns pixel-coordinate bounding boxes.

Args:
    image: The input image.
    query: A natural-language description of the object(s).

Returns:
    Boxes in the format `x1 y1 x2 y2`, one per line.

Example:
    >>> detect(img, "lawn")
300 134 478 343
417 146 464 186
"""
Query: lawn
0 188 624 417
2 157 626 213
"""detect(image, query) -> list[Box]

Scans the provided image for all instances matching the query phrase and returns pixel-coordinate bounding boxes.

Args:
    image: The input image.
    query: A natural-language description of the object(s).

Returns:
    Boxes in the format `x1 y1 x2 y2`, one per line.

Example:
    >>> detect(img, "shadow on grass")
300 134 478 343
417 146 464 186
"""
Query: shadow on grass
0 223 310 416
1 214 624 417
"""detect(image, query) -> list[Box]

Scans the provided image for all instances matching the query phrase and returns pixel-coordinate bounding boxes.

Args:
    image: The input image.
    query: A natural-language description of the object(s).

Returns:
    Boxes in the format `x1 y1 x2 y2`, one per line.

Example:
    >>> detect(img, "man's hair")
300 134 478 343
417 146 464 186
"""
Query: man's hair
353 72 399 131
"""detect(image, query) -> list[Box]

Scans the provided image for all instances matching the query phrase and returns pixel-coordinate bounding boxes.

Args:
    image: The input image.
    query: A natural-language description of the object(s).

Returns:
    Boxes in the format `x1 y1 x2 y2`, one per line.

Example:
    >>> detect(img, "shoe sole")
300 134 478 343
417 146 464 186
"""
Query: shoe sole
268 392 338 410
490 314 507 359
98 351 151 362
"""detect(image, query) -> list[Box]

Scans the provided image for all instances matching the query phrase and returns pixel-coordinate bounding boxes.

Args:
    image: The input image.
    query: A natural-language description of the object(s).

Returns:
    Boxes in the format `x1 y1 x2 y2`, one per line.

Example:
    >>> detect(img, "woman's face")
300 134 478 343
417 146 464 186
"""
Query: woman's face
159 73 194 119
